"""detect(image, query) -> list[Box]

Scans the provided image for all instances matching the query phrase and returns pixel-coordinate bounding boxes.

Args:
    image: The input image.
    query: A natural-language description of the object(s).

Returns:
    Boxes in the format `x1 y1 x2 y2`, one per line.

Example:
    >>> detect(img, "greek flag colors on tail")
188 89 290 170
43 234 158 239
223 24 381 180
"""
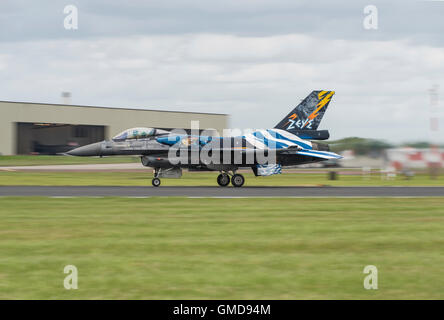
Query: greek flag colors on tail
67 90 343 187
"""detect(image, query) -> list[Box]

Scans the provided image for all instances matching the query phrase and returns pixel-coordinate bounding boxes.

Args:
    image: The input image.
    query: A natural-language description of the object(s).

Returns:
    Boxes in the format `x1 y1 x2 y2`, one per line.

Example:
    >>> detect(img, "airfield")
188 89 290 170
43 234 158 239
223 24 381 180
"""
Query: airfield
0 156 443 299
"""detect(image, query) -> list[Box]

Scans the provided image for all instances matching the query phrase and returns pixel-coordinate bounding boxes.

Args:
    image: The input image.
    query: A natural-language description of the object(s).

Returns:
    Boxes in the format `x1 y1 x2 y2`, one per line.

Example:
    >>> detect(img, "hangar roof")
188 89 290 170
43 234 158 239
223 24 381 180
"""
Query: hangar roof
0 100 228 116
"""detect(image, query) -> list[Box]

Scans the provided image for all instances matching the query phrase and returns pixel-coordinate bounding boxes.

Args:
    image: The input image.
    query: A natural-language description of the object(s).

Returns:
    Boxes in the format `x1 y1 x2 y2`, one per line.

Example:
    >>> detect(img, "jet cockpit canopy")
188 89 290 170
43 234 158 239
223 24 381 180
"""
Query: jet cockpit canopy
112 127 156 141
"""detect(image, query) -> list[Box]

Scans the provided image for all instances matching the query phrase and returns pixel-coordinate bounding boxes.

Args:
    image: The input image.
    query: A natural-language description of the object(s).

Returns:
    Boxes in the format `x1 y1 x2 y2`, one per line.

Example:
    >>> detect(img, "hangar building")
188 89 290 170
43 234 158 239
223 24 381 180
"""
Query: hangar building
0 101 229 155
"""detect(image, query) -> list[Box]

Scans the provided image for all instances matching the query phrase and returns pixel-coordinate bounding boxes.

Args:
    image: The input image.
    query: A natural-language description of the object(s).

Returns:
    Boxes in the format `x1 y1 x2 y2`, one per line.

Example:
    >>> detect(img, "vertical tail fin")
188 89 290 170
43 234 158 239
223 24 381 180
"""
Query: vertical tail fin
274 90 335 131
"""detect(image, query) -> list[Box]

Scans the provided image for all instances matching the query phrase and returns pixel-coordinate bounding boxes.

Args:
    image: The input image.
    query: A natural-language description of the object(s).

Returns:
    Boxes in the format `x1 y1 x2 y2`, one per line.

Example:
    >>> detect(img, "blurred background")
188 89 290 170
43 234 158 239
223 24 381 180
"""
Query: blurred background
1 1 444 300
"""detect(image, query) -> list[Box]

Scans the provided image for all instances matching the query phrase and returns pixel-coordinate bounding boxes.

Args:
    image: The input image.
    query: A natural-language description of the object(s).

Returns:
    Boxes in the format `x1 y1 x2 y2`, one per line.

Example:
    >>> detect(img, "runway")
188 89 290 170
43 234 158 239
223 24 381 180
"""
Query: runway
1 186 444 197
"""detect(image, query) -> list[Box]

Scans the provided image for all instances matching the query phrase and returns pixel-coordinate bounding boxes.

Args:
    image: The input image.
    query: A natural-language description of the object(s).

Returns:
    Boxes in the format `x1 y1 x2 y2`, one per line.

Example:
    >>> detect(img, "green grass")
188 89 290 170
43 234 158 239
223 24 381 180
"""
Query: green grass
0 197 442 299
0 171 443 186
0 155 138 166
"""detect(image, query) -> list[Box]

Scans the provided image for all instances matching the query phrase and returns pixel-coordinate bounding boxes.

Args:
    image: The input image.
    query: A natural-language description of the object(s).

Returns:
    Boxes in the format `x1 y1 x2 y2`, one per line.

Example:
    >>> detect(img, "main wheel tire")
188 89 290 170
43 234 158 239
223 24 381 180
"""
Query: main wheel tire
152 178 161 187
217 174 230 187
231 174 245 187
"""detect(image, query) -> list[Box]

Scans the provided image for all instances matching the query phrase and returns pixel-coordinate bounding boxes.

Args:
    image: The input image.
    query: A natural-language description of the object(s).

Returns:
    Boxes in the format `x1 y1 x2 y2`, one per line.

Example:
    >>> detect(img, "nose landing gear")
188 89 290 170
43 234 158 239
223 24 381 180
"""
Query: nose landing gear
152 168 161 187
152 177 161 187
150 167 183 187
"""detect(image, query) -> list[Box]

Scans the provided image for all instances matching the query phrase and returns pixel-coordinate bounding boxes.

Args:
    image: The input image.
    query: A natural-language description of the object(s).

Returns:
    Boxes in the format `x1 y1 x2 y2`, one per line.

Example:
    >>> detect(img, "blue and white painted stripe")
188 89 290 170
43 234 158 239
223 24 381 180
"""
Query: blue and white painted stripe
243 129 313 150
244 133 268 149
268 129 312 149
251 131 292 149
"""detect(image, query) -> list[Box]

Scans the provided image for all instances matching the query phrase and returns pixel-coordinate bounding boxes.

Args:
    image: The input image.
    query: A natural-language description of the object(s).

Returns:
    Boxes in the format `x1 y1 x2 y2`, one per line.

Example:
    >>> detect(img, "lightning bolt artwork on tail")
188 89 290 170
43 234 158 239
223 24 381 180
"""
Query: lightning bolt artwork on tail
303 91 335 128
275 90 335 132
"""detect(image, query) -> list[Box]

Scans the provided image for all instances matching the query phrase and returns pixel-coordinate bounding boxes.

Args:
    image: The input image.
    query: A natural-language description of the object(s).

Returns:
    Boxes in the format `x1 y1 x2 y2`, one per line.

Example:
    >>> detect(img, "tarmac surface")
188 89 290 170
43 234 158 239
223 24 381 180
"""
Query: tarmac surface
0 163 364 174
1 186 444 197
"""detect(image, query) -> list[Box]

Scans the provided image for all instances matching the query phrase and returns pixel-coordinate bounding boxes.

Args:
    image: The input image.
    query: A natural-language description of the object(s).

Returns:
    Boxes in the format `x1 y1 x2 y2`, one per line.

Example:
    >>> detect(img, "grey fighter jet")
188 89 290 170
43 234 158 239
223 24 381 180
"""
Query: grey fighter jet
67 91 342 187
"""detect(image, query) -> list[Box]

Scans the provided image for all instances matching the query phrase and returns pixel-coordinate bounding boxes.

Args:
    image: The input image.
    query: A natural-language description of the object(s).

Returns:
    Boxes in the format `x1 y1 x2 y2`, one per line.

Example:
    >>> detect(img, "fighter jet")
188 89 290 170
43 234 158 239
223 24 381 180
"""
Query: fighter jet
67 90 342 187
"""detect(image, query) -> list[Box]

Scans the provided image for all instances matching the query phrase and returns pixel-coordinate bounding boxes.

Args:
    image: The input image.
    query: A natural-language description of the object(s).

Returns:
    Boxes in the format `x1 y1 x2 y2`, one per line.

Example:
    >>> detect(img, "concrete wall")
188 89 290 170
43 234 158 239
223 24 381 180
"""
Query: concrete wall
0 101 229 155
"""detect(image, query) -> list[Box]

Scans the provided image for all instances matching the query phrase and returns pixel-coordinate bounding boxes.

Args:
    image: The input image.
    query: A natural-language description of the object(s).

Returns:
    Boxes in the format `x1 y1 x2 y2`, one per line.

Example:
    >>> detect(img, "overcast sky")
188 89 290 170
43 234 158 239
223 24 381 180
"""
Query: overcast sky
1 0 444 142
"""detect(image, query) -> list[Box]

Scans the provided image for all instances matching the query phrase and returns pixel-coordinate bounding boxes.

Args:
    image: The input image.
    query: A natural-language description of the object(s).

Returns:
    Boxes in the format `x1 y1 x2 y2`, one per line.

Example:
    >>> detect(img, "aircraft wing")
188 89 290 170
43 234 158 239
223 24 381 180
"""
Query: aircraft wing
238 146 342 160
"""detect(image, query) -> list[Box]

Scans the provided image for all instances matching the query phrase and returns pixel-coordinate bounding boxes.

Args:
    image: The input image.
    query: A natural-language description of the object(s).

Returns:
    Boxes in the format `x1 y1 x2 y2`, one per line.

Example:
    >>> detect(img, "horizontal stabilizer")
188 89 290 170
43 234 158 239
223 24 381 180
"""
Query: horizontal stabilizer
296 149 342 160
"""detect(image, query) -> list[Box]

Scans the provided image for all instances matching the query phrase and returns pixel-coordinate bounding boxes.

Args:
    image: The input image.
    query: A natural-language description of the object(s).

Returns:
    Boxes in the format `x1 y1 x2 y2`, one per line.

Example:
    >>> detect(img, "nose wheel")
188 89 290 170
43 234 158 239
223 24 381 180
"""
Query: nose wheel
152 177 161 187
152 168 161 187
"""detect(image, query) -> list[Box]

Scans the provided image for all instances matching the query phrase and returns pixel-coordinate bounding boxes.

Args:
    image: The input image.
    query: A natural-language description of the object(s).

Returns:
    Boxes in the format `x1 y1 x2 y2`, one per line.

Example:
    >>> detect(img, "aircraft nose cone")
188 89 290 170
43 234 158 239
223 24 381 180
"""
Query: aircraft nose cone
67 142 102 156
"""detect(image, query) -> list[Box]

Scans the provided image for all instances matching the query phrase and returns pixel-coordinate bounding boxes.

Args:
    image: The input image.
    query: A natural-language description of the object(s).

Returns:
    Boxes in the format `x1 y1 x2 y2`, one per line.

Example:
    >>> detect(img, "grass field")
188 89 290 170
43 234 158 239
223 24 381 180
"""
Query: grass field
0 197 443 299
0 170 443 186
0 155 138 166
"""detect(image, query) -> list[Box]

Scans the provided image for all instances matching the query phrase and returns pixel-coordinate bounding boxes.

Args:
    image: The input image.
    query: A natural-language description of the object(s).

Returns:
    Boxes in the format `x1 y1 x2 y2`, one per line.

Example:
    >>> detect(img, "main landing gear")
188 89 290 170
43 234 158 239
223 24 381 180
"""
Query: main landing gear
217 173 230 187
151 168 245 188
217 171 245 187
231 174 245 187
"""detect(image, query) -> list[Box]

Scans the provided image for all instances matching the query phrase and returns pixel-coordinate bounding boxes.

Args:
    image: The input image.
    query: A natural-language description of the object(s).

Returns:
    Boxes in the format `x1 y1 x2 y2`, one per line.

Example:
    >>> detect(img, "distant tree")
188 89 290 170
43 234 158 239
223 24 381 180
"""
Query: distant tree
326 137 393 156
401 142 430 149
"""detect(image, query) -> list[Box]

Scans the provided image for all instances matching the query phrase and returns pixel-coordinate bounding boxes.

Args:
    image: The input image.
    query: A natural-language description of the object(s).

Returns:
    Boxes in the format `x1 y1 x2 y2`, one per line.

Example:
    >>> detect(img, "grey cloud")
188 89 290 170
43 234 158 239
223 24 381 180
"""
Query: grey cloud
1 34 443 142
1 1 444 46
1 1 444 143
